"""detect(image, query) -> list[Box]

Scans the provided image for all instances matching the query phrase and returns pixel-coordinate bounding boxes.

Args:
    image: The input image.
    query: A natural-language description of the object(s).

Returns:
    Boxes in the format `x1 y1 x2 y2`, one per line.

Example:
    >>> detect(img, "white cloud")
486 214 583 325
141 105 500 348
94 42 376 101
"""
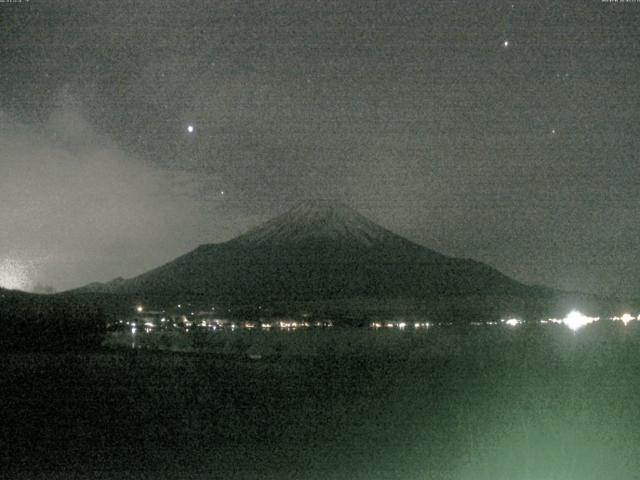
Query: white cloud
0 94 224 291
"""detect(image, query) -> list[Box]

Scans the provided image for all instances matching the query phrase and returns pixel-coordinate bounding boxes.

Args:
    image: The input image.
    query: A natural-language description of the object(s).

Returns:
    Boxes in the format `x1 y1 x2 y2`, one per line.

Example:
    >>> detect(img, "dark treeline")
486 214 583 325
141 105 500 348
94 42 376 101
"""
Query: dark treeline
0 289 106 351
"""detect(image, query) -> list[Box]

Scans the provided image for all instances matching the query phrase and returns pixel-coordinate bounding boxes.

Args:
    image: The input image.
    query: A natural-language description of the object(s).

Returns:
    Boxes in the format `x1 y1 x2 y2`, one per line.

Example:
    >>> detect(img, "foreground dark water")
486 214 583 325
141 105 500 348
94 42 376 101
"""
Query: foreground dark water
2 324 640 479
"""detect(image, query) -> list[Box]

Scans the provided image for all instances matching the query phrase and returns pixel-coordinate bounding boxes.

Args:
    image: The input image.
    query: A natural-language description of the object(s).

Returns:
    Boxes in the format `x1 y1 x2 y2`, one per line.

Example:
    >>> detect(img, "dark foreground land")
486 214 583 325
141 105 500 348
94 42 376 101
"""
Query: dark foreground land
2 324 640 480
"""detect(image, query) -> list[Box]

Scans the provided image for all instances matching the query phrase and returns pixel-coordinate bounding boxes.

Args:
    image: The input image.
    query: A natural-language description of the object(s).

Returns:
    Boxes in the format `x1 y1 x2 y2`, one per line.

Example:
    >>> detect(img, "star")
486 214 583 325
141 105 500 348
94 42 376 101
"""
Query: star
503 40 511 48
187 125 194 133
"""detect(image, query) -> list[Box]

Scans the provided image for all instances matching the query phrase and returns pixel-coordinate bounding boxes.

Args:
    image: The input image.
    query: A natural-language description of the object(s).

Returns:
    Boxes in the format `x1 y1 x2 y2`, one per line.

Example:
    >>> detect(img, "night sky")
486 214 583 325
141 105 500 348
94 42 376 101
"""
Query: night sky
1 0 639 296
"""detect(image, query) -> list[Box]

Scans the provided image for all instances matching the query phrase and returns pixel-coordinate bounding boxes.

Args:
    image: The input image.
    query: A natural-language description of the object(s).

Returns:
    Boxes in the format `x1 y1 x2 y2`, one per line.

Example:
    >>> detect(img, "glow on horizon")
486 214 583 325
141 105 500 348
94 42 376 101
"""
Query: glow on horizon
0 257 31 291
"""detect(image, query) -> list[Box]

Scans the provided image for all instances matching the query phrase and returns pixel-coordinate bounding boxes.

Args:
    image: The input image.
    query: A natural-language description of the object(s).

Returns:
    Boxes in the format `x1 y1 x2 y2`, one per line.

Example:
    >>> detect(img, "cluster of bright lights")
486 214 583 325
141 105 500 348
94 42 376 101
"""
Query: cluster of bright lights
128 303 336 332
561 310 599 331
611 313 638 326
279 321 310 329
502 318 522 327
540 319 557 325
371 321 431 329
124 303 640 337
266 321 333 329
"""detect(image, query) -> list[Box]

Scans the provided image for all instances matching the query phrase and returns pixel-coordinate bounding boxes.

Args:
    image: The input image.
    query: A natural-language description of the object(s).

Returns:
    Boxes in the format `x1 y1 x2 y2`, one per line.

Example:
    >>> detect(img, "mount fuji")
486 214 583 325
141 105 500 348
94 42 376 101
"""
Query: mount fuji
77 200 548 310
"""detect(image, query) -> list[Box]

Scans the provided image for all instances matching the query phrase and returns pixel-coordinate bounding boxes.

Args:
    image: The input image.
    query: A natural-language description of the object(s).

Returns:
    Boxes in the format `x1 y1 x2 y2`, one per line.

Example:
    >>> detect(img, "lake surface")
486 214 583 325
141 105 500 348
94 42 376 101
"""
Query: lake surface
2 323 640 479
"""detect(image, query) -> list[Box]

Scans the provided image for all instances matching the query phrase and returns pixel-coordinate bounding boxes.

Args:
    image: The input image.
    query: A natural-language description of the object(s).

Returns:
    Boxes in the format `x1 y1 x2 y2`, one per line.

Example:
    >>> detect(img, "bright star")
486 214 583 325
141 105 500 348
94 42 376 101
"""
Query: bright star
187 125 194 133
503 40 510 48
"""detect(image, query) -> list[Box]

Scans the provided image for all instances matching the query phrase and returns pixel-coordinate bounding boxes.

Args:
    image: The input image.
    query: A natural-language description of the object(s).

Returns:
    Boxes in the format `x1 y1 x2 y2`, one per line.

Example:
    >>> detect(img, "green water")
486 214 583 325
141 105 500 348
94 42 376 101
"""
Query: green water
2 323 640 479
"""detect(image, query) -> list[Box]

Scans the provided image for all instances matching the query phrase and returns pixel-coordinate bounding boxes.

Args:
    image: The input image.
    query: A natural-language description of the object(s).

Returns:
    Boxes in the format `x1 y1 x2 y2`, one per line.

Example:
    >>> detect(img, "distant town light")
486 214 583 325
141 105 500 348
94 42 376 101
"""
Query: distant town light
504 318 522 327
136 305 143 313
563 310 598 331
620 313 634 326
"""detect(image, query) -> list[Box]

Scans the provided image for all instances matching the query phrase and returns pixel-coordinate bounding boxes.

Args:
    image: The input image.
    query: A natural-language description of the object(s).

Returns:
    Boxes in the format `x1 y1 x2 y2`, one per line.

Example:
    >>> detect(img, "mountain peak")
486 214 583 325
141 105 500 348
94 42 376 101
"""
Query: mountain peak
232 200 400 247
288 199 352 214
75 199 534 303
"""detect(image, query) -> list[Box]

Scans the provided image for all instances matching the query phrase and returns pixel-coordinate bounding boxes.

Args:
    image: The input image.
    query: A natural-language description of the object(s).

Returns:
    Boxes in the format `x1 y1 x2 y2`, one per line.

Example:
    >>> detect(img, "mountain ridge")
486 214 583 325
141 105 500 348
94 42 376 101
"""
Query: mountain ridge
73 200 538 305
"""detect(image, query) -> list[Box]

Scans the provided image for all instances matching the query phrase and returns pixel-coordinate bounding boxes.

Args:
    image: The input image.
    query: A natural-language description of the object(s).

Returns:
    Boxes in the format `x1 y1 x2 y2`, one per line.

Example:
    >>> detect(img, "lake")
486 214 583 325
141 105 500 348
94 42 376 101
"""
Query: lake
2 322 640 479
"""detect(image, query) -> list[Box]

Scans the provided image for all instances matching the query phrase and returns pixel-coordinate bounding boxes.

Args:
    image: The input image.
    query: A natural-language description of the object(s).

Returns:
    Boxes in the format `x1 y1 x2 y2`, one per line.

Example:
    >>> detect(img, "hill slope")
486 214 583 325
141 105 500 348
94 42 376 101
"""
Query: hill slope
0 287 106 351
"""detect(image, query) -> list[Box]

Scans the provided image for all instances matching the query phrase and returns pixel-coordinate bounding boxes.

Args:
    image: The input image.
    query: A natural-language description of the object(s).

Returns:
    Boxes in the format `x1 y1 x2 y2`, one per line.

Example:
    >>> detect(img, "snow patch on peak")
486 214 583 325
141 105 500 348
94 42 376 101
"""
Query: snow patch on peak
233 200 401 247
